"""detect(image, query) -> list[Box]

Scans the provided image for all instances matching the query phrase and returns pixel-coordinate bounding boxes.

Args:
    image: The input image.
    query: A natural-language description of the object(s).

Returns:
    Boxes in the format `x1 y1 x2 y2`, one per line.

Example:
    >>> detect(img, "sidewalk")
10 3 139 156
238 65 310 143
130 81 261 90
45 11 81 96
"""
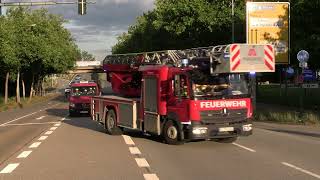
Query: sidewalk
254 121 320 138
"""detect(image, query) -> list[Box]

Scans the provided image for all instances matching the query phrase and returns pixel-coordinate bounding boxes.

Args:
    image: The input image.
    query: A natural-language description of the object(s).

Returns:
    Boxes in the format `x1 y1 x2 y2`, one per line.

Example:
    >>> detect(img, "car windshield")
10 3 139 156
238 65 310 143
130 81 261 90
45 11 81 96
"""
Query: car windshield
189 70 248 98
71 86 96 96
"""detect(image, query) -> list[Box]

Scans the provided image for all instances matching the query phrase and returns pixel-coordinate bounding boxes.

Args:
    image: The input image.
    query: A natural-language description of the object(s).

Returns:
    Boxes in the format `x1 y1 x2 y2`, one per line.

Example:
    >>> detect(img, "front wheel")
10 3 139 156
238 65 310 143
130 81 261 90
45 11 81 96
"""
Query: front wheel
105 109 122 135
163 120 183 145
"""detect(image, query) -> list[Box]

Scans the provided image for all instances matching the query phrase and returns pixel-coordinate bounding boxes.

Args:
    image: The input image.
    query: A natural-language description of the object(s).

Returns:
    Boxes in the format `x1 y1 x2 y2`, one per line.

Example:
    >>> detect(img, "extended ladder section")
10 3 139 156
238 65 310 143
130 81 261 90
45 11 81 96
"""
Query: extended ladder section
103 45 229 66
103 44 275 73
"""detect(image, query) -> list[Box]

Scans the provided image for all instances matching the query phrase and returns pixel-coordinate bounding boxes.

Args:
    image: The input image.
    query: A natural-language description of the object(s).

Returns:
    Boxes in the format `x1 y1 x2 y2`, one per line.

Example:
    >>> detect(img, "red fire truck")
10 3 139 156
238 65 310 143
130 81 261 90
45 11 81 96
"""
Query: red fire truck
91 44 275 144
69 81 100 116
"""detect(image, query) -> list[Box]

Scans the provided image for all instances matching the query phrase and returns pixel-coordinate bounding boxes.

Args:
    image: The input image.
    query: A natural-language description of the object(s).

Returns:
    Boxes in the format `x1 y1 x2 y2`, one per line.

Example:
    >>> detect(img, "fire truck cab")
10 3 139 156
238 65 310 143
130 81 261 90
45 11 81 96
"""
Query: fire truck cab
69 81 100 116
91 44 275 144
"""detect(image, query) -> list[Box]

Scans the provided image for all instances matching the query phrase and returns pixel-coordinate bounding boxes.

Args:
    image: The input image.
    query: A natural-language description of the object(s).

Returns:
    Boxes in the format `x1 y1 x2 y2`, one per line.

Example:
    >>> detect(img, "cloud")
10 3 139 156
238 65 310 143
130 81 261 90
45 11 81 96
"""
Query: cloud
2 0 155 60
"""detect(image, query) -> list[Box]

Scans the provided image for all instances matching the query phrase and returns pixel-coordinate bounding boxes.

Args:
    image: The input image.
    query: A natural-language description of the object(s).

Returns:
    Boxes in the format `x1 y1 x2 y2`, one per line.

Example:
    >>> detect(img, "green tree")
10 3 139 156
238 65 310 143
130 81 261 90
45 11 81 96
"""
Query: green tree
112 0 246 54
0 7 79 103
79 50 95 61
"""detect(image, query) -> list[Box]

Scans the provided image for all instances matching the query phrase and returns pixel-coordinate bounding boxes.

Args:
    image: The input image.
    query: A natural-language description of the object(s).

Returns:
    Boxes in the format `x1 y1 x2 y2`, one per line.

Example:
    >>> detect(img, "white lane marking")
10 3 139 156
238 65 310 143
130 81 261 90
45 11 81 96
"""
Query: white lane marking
282 162 320 179
232 143 256 152
61 117 66 121
54 123 61 127
122 135 135 145
38 136 48 141
17 151 32 158
36 116 46 120
143 174 159 180
0 103 59 127
45 131 53 135
29 142 41 148
0 163 20 174
50 127 58 130
2 122 60 126
135 158 150 167
129 147 141 155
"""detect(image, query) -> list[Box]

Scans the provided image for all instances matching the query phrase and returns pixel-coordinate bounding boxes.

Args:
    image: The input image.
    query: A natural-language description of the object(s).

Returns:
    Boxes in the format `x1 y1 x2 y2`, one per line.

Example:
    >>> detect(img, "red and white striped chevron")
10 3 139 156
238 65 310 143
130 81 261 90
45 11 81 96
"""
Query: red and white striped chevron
264 45 275 71
230 44 241 71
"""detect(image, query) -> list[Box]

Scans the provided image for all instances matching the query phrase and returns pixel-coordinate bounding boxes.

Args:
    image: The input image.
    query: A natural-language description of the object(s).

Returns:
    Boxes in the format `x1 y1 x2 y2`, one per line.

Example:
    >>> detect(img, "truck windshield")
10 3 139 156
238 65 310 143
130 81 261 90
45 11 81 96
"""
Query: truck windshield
189 70 248 98
71 86 96 96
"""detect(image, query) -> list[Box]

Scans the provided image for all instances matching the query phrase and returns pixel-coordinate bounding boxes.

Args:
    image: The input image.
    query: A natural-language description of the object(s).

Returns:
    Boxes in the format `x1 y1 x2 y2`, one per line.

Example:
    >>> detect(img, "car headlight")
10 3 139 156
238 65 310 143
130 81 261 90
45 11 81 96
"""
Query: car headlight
242 124 252 132
192 127 208 135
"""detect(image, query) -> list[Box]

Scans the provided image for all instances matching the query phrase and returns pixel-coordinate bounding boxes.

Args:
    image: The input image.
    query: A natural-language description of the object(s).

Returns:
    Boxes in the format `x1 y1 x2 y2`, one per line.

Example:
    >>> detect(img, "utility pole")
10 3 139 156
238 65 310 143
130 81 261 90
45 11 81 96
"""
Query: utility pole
232 0 234 43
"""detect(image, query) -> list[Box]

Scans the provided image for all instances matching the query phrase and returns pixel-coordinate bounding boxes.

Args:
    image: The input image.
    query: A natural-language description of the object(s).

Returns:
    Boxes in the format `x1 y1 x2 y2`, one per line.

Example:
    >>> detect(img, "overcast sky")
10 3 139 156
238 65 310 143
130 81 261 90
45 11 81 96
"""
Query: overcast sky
2 0 155 61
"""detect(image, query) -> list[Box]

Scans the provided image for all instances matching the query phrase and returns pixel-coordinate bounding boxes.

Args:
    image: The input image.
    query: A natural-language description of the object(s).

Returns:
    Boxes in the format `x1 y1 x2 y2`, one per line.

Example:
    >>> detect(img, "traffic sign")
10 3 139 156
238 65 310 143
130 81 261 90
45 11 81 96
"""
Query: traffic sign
302 83 319 89
297 50 309 62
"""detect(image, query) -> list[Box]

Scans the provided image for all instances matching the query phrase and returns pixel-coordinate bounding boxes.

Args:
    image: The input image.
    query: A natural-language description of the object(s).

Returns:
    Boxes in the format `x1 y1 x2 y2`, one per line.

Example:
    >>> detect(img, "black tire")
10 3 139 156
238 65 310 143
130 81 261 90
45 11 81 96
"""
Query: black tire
69 111 77 117
163 120 183 145
214 137 238 143
105 109 122 135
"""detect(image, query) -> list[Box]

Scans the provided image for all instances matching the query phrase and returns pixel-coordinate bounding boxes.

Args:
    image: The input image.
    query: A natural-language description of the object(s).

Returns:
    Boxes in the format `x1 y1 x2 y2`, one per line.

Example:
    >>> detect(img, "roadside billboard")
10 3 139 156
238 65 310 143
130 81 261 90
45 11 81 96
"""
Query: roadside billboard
246 2 290 64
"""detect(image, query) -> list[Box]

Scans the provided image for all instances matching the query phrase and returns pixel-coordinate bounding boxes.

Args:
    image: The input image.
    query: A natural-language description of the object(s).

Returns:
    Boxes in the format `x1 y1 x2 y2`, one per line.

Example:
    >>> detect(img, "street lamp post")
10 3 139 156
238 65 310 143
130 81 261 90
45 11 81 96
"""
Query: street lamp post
232 0 234 43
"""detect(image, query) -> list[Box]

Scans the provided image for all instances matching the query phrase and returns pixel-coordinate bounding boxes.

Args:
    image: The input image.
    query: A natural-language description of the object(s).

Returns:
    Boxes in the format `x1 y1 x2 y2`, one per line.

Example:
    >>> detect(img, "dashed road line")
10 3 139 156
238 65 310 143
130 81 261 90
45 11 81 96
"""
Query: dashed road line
50 127 58 130
232 143 256 152
0 163 20 174
54 123 61 127
282 162 320 179
143 174 160 180
122 135 135 145
36 116 46 120
29 142 41 148
45 131 53 135
0 103 59 127
38 136 48 141
129 147 141 155
122 135 160 179
2 122 60 126
17 151 32 159
135 158 150 168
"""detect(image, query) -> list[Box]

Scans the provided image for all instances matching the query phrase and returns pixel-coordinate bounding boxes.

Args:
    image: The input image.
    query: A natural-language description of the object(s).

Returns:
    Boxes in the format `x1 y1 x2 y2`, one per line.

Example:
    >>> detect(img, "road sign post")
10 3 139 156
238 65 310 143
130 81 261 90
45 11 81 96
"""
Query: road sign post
296 50 310 118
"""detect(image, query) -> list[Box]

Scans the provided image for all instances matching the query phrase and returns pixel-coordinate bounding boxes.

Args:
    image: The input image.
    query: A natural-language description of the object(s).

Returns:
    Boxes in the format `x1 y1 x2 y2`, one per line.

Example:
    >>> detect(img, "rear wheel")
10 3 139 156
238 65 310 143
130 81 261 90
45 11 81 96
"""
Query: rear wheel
69 111 77 117
105 109 122 135
213 137 238 143
163 120 183 145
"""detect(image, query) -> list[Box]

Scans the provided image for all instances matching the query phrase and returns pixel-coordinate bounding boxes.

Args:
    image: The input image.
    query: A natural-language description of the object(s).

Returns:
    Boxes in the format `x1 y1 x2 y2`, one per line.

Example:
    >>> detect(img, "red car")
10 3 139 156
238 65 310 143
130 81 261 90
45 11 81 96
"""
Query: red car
69 81 100 116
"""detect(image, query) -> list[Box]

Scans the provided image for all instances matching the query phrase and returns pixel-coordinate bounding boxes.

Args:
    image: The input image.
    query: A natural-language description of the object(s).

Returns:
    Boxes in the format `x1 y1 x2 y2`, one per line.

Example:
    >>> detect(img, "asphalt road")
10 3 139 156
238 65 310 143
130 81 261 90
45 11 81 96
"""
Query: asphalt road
0 96 320 180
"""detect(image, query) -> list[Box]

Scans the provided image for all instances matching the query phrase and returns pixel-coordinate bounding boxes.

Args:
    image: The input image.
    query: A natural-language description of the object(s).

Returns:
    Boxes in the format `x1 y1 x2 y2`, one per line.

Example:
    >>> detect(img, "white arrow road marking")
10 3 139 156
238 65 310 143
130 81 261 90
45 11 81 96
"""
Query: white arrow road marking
0 103 59 127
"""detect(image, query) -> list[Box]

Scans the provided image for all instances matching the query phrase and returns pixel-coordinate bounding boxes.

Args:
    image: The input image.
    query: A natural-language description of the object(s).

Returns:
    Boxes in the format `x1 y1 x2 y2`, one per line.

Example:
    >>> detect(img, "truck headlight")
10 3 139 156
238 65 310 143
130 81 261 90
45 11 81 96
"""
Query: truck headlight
242 124 252 132
69 103 75 108
192 127 208 135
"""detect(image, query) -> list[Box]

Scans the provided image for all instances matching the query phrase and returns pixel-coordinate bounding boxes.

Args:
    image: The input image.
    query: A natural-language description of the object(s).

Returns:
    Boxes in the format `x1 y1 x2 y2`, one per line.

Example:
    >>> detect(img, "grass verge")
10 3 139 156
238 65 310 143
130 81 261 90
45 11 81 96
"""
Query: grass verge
0 94 58 112
255 104 320 126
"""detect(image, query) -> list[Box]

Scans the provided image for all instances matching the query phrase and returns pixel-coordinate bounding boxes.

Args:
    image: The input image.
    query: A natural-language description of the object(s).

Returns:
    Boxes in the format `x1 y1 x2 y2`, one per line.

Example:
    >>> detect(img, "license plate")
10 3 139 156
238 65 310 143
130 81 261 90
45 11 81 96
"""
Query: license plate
80 111 88 113
219 127 234 132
